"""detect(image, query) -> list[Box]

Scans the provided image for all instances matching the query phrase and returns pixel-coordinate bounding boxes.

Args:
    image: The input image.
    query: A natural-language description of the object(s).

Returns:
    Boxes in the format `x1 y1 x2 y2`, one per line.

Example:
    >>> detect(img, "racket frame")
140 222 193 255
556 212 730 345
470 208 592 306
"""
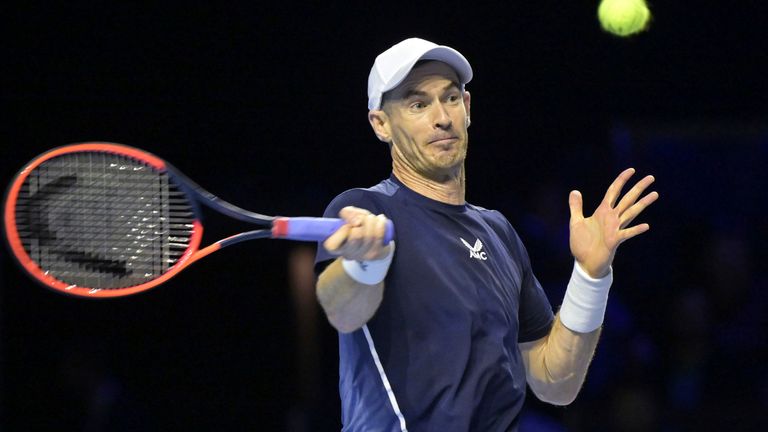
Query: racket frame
3 142 270 298
4 142 393 298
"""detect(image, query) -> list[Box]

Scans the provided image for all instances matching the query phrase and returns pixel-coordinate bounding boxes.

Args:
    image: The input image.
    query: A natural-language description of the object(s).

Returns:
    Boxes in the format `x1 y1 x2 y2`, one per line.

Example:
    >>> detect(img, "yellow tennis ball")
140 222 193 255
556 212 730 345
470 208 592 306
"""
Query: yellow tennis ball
598 0 651 37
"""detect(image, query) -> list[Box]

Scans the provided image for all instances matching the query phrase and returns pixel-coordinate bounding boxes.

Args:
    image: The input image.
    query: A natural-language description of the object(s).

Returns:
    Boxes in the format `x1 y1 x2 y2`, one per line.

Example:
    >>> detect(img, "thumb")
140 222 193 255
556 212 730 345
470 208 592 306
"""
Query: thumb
569 190 584 222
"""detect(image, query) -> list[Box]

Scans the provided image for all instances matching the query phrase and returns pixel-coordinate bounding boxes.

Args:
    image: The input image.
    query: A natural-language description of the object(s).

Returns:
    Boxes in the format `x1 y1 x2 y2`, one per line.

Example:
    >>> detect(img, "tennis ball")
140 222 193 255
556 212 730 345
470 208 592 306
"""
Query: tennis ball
598 0 651 37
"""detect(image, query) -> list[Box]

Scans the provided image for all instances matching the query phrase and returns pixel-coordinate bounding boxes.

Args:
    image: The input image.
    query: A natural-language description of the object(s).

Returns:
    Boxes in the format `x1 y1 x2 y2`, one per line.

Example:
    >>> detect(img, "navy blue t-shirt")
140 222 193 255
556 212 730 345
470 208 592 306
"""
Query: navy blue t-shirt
316 175 554 432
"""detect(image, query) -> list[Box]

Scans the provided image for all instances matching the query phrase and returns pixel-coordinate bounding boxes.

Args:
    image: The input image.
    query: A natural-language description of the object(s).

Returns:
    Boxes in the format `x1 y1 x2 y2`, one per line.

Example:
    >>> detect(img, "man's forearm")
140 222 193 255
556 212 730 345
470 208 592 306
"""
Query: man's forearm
520 313 601 406
316 258 385 333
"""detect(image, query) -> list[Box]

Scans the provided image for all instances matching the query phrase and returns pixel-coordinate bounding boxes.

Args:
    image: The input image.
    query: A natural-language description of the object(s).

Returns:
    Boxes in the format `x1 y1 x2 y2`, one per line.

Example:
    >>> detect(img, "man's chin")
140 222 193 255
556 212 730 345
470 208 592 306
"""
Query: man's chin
432 148 466 166
424 158 465 180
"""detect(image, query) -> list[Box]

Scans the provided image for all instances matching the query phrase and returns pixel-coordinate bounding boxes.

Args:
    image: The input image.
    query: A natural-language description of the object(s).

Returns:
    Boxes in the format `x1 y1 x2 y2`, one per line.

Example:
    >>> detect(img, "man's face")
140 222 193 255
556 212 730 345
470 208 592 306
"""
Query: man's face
379 61 471 180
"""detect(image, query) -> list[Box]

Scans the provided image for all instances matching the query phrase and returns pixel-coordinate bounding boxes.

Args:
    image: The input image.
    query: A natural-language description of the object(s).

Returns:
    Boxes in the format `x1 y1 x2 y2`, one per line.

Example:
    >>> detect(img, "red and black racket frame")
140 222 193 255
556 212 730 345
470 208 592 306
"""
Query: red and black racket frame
3 142 392 298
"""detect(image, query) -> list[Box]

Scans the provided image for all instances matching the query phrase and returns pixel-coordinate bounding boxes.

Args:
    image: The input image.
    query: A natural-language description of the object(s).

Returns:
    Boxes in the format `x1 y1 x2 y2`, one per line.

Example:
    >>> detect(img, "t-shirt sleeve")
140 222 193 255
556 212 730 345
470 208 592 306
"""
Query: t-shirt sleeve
313 188 384 275
517 254 555 343
514 230 555 343
489 212 554 343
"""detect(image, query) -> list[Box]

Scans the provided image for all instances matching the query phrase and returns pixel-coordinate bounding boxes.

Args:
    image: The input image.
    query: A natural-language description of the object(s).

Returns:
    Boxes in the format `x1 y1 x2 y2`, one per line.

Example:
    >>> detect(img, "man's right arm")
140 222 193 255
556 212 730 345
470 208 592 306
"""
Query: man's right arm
317 259 386 333
316 206 393 333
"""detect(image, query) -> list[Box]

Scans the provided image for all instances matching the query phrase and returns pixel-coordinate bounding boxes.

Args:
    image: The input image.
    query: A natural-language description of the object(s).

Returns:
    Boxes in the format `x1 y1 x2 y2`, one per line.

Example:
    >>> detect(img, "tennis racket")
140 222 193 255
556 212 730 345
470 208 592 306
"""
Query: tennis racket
3 142 394 298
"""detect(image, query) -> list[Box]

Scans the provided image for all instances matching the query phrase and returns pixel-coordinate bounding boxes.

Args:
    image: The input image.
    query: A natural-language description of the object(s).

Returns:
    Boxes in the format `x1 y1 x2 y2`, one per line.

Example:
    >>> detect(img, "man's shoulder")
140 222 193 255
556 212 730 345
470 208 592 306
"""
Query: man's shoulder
467 204 525 246
361 177 400 197
324 178 400 214
467 203 509 225
331 178 400 202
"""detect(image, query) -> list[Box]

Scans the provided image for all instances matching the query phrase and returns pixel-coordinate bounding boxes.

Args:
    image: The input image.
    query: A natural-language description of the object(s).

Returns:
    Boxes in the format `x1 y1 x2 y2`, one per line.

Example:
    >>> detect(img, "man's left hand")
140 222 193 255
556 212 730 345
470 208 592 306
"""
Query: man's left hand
568 168 659 278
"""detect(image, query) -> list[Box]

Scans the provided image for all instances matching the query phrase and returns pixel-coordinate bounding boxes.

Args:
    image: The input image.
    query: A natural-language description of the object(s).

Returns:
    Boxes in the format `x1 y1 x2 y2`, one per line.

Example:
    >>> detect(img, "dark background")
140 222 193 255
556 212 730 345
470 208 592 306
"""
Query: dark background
2 1 767 431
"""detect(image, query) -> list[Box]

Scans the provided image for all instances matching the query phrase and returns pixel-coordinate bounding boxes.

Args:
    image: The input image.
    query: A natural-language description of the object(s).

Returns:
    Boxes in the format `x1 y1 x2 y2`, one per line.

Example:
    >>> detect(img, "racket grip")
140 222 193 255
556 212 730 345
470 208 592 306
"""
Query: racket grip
272 217 394 244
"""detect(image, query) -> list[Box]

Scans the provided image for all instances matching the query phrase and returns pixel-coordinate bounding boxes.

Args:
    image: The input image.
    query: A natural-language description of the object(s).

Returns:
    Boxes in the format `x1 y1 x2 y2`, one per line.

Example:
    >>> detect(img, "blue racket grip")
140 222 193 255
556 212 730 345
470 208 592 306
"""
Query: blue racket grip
272 217 394 244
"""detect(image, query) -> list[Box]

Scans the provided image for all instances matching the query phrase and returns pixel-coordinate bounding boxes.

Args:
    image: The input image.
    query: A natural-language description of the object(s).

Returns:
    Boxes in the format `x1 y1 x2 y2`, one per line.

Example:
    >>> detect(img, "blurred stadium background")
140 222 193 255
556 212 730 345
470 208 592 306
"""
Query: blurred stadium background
1 2 766 430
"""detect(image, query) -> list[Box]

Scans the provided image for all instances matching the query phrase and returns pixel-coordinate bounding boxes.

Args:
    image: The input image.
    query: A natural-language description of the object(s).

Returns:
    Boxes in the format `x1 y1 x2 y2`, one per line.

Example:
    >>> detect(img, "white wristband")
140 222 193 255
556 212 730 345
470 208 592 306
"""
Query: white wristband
341 243 395 285
559 261 613 333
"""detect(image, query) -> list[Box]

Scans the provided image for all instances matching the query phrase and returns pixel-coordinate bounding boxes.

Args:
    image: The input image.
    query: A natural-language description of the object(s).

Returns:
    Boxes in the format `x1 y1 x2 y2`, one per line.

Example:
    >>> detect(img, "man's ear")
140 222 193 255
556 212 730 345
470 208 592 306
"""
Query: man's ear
463 90 472 128
368 109 392 143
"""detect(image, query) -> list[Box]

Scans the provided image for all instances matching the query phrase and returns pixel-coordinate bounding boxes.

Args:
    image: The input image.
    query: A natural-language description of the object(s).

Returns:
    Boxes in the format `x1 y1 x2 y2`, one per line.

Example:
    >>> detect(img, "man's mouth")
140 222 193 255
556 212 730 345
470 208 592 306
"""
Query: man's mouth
429 136 459 145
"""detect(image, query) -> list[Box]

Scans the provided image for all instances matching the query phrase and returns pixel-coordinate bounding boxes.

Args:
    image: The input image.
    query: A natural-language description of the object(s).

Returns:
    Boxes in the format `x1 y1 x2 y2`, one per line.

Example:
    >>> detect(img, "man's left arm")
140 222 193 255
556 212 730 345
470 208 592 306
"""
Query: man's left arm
519 313 601 405
520 168 658 405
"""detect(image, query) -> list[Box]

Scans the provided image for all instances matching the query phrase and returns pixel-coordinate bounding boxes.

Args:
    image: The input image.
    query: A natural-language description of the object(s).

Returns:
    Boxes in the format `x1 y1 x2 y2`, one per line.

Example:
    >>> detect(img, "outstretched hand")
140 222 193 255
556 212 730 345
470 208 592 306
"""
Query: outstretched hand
568 168 659 278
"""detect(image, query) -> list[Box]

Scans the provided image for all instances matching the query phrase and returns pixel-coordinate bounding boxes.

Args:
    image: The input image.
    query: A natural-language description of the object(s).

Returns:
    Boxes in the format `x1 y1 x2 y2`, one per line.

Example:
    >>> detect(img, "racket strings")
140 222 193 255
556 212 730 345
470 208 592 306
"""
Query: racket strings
14 152 195 289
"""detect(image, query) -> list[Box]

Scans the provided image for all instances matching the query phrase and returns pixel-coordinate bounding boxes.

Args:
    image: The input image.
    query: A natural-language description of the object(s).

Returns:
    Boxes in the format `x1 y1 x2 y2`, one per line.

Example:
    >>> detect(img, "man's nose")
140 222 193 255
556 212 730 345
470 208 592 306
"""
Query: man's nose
431 102 452 129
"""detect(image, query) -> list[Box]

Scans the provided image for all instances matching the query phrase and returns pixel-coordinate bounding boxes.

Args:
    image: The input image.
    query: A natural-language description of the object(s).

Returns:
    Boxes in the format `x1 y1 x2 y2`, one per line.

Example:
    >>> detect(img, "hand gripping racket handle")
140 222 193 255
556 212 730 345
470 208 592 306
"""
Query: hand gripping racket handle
271 217 394 244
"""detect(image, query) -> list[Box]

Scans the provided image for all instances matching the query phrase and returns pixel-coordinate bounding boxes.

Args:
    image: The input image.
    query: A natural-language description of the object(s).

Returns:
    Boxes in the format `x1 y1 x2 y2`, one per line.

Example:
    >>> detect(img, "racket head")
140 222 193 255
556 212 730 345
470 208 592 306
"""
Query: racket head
3 142 204 298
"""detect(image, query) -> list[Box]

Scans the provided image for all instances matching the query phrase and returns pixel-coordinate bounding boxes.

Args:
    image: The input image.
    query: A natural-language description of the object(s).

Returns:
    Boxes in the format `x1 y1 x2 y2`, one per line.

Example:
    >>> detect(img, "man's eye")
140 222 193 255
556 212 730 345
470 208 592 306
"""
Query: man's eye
410 102 426 109
447 94 460 103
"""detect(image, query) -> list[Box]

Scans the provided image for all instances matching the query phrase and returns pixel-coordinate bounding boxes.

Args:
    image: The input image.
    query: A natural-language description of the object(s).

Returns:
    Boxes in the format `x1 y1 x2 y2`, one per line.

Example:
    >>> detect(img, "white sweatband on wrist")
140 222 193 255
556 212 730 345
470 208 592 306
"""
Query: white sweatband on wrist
559 261 613 333
341 243 395 285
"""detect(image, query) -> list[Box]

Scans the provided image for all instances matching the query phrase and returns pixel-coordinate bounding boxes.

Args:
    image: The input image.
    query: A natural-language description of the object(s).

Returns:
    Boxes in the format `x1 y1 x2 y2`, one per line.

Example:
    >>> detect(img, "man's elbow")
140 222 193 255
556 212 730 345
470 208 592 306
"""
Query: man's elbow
317 289 377 333
528 380 581 406
533 389 578 407
326 312 366 333
316 272 383 333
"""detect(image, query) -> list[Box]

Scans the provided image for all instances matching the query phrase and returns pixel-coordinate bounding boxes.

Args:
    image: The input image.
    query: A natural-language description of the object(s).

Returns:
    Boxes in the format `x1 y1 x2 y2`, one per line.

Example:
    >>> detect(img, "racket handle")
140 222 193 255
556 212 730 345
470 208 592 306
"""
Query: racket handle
272 217 394 244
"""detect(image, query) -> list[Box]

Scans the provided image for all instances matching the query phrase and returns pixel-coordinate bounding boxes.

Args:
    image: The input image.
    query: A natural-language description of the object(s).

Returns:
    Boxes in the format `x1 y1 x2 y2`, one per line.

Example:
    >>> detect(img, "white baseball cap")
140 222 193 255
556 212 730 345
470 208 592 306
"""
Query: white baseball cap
367 37 473 110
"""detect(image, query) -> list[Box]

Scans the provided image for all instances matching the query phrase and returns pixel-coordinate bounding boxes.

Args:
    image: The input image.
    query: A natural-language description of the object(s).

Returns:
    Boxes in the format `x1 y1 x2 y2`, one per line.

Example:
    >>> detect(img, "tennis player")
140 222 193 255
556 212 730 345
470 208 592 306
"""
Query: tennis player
315 38 658 431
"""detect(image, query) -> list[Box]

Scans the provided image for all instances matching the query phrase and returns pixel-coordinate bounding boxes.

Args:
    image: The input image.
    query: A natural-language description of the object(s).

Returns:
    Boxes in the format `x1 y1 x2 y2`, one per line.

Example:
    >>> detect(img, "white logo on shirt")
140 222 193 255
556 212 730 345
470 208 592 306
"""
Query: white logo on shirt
460 237 488 261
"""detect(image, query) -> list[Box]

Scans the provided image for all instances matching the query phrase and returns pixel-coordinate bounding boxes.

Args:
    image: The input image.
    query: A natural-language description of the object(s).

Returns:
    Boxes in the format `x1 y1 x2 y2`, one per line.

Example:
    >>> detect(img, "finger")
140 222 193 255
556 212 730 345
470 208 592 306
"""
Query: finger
619 223 650 243
367 214 390 260
602 168 636 208
620 191 659 228
323 223 351 253
345 214 384 260
370 214 395 259
615 175 655 215
359 214 377 259
344 223 369 259
568 190 584 222
373 214 387 244
365 215 390 260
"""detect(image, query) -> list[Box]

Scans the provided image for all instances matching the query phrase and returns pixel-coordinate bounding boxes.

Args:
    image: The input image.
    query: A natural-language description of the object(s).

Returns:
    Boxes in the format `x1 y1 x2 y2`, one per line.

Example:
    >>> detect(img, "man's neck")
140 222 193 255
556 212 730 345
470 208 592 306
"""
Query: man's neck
392 163 466 205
